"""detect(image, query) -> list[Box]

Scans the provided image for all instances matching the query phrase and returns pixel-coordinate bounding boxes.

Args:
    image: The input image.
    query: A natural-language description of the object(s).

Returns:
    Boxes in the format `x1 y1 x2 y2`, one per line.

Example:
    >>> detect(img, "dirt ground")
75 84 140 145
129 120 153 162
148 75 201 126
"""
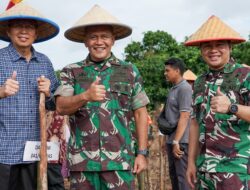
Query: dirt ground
137 123 171 190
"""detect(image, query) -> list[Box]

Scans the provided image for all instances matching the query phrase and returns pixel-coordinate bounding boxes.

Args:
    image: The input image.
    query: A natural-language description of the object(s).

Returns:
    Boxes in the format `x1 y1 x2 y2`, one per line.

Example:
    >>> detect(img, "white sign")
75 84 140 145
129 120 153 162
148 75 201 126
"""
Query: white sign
23 141 60 161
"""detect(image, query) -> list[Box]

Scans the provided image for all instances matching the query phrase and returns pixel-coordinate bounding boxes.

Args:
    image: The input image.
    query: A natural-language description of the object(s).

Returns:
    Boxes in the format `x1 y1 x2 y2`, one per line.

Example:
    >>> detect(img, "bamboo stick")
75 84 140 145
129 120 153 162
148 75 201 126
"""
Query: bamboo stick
37 92 48 190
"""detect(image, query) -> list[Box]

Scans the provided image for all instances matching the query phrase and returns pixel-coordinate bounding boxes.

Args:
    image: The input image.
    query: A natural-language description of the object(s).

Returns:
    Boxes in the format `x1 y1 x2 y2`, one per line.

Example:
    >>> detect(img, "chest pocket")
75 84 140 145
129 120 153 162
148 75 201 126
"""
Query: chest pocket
109 65 132 111
109 82 132 111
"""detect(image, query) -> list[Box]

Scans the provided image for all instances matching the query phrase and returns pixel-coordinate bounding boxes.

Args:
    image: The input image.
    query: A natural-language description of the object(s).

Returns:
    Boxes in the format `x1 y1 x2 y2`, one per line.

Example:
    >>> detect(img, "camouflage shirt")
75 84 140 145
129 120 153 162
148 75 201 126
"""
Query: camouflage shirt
193 63 250 174
55 54 149 171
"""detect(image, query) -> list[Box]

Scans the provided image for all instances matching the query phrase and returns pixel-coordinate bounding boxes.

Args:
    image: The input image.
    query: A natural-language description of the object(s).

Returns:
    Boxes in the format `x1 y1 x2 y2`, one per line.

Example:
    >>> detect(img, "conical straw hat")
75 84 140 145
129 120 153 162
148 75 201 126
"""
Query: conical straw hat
64 4 132 43
183 69 197 81
185 15 245 46
0 2 59 43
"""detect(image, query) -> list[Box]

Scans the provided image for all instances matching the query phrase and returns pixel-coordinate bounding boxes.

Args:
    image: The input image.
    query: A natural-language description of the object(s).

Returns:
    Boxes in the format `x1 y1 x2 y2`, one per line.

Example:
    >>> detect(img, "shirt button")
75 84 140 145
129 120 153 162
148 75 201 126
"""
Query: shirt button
30 125 32 128
30 96 32 98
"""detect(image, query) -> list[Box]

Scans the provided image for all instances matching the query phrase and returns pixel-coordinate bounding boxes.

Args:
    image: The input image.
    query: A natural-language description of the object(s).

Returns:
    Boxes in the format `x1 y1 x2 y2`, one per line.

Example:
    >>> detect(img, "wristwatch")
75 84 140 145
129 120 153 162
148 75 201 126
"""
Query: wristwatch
137 149 149 157
228 103 238 114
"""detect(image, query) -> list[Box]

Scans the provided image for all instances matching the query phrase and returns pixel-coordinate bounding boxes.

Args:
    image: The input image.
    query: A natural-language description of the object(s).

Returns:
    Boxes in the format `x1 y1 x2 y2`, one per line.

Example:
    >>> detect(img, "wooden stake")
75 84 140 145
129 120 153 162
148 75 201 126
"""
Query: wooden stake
37 92 48 190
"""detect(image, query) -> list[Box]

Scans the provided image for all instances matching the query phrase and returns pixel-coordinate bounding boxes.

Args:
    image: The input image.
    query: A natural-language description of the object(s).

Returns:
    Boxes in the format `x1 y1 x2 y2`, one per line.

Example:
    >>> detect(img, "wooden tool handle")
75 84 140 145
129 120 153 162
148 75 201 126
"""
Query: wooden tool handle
38 92 48 190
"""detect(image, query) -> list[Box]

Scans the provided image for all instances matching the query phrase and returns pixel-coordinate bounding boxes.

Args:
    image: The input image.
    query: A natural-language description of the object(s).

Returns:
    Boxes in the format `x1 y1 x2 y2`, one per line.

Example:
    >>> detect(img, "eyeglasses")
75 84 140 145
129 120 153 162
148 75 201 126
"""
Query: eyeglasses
10 23 37 30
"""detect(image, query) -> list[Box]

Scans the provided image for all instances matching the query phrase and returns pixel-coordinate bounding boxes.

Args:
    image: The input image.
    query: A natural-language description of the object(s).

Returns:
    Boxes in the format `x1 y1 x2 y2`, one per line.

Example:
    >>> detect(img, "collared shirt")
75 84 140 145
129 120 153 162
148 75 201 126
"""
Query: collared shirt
192 62 250 174
165 80 192 144
55 54 149 171
0 43 59 164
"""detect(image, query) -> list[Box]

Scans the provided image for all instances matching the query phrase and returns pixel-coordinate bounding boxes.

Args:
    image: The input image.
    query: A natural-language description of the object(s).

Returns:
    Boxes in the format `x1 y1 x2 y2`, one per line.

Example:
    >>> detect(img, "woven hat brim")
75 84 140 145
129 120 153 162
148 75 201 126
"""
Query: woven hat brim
0 16 59 43
0 2 59 43
64 23 132 43
185 37 245 46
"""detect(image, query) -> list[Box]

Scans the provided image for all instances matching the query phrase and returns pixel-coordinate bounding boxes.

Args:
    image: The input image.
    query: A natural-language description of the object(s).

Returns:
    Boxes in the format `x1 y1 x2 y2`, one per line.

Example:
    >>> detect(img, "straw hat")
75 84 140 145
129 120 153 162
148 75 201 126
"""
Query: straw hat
185 15 245 46
183 69 197 81
64 4 132 43
0 2 59 43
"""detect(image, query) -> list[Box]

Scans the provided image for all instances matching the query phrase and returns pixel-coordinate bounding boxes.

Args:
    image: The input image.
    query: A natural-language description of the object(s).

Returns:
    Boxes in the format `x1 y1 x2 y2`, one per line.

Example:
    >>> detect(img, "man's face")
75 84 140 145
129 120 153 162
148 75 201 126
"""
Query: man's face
164 65 179 83
200 40 231 70
84 25 115 62
7 19 37 50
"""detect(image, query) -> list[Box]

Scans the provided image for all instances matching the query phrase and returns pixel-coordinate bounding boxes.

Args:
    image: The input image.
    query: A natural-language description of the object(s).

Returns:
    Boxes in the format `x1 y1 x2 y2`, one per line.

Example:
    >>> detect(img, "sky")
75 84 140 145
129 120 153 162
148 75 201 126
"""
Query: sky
0 0 250 70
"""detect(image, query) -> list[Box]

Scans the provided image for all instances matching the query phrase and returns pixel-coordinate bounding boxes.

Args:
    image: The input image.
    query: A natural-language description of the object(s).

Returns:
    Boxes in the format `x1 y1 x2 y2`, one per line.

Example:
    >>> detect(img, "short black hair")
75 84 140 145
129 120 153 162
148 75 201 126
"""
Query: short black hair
164 57 186 76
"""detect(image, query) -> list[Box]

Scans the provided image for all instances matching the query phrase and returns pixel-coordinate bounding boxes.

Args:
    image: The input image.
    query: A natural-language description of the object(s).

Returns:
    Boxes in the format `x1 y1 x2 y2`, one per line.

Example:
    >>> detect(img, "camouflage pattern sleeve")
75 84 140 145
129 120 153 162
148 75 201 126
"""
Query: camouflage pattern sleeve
130 64 149 110
54 63 79 97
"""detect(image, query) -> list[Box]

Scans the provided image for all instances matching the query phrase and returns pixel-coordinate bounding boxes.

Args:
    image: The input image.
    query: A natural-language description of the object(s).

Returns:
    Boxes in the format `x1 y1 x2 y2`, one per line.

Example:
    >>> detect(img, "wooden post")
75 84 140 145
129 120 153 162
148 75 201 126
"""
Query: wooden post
37 92 48 190
159 135 165 190
137 171 145 190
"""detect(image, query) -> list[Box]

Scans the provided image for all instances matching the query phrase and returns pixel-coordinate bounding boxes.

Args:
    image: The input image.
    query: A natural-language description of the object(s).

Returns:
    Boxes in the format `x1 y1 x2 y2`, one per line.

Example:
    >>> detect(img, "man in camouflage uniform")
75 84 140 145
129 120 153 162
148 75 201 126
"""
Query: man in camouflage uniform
185 15 250 189
55 5 149 190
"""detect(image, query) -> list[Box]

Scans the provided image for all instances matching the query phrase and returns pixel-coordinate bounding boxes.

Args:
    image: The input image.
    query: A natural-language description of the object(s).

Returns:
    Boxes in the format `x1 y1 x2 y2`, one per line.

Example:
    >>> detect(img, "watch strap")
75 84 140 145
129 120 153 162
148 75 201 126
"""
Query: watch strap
137 149 149 157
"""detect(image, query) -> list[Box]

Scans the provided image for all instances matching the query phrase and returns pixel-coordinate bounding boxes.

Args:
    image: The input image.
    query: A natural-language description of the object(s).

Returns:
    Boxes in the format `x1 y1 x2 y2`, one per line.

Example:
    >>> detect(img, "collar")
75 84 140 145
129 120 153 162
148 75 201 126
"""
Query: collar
8 43 40 62
172 79 186 89
83 53 121 67
207 62 236 75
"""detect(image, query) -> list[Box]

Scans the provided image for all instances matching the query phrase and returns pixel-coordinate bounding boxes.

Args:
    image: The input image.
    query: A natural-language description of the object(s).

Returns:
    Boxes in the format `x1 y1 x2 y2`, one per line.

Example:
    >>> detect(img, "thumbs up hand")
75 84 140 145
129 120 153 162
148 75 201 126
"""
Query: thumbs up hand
0 71 20 98
211 87 231 113
93 76 101 85
85 76 106 102
11 71 17 80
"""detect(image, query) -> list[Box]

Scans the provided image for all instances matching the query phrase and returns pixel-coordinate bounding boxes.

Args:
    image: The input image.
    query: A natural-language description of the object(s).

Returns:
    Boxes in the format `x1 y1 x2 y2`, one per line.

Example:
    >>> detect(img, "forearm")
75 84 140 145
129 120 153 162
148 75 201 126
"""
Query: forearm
56 93 88 115
134 107 148 150
188 118 200 163
235 104 250 123
174 111 190 141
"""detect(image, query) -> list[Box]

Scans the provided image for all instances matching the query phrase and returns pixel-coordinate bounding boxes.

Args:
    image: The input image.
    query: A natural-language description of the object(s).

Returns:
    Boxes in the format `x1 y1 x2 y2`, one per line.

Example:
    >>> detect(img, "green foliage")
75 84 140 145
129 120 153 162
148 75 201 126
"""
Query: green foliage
178 43 207 75
232 40 250 65
124 41 144 63
142 31 179 55
124 31 205 110
134 54 170 109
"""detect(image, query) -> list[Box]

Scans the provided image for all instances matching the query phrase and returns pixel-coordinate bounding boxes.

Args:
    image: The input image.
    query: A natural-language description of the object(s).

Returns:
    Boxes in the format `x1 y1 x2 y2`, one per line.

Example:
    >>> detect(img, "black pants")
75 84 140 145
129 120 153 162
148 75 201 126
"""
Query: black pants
0 163 64 190
0 163 37 190
166 143 190 190
48 163 65 190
